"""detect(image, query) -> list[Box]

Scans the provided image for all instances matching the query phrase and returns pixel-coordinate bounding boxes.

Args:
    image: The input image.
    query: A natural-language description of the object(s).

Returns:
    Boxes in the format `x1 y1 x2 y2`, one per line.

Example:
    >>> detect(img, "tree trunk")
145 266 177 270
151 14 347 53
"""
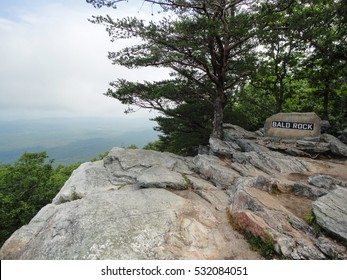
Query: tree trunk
342 77 347 127
211 92 226 139
274 95 283 114
322 80 330 120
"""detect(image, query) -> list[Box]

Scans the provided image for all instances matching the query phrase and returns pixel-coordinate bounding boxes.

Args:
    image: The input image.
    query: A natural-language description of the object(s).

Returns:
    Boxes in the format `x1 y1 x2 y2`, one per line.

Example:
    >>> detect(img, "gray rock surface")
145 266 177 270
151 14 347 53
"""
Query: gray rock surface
0 148 260 260
229 184 326 259
1 127 347 260
321 120 331 132
313 187 347 241
209 137 240 156
228 177 347 259
308 175 347 190
338 128 347 144
53 147 193 205
321 134 347 157
223 124 258 141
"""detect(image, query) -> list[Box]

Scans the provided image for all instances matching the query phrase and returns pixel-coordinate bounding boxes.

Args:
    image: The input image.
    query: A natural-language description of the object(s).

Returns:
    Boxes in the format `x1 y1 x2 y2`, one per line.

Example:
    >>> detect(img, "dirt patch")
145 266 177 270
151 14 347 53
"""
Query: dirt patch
172 188 263 259
303 158 347 180
272 193 313 219
286 172 310 182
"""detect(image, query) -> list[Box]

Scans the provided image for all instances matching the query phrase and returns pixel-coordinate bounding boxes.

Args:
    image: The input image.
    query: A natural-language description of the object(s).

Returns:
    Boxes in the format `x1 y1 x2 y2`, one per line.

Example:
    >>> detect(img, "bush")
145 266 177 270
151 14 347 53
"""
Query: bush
0 152 80 247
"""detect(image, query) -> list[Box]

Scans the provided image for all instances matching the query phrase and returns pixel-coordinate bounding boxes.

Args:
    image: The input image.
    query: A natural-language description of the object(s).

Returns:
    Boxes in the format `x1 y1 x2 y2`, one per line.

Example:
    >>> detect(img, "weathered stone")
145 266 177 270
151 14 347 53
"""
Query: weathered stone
229 185 327 259
0 149 262 260
246 151 309 173
313 187 347 241
53 148 194 204
198 145 210 155
209 137 240 157
2 125 347 260
314 236 347 259
308 175 347 190
223 124 258 141
321 134 347 157
296 140 316 147
338 128 347 144
186 175 231 211
321 120 331 132
2 189 188 259
136 166 188 189
302 137 321 142
284 148 311 157
235 139 268 153
52 161 117 204
264 112 321 139
258 136 332 157
287 182 328 199
254 128 265 137
192 154 240 188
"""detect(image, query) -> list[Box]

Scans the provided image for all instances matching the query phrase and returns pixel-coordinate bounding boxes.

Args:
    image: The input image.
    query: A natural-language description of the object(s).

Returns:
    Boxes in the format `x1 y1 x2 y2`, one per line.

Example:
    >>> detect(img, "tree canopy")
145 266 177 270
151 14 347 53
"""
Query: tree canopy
0 152 80 246
87 0 347 154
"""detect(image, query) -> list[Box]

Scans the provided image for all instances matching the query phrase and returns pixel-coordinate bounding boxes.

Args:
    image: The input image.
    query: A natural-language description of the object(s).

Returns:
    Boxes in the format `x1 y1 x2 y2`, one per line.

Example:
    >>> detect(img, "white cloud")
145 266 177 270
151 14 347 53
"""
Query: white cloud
0 1 170 120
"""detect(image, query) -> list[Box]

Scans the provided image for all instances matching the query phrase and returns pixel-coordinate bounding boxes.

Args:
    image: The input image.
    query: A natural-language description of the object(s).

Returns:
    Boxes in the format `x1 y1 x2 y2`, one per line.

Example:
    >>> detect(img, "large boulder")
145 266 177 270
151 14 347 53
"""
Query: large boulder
321 134 347 157
0 148 261 260
53 147 193 204
1 189 187 259
338 128 347 144
264 112 321 139
313 187 347 242
209 137 240 157
223 124 258 141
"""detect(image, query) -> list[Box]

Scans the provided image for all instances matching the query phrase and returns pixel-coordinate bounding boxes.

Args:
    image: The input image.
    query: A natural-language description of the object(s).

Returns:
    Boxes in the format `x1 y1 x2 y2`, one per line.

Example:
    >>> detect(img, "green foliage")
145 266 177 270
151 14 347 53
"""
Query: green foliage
89 0 347 151
227 210 281 259
91 151 109 162
0 152 80 247
91 1 259 138
305 211 321 236
71 191 82 201
126 144 138 149
244 231 279 259
181 174 193 189
143 140 164 152
153 96 213 156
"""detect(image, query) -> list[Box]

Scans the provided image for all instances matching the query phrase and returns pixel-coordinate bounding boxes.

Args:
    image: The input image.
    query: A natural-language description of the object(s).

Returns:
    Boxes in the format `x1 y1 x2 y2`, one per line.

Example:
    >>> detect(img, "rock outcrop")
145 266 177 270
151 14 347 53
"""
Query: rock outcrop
1 125 347 260
257 132 347 158
313 187 347 241
0 148 260 260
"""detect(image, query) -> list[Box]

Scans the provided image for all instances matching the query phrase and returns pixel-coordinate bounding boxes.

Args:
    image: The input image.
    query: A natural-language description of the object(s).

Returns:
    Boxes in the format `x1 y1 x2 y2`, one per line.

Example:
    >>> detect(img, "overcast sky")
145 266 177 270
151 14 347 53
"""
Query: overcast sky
0 0 169 121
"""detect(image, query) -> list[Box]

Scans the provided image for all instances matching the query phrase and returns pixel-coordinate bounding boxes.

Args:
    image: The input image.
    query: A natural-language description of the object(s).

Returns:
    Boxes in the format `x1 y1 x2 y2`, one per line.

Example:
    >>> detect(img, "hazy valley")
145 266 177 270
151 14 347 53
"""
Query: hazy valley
0 117 159 165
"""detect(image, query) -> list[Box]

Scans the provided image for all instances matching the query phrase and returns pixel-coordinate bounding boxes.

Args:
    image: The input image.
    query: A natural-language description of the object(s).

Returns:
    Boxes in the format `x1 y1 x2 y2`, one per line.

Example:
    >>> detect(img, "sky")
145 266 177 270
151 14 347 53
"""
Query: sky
0 0 169 121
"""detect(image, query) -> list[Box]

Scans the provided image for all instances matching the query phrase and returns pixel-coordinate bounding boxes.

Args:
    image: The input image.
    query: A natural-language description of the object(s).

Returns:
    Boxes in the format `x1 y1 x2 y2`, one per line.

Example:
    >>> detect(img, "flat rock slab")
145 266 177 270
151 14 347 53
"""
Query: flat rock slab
0 188 260 260
0 149 262 260
313 187 347 241
1 189 186 259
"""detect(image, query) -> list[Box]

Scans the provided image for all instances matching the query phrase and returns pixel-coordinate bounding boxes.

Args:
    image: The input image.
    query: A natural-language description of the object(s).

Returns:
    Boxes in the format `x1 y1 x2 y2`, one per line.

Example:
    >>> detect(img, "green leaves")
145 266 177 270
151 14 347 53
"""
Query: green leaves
0 152 80 247
91 0 346 142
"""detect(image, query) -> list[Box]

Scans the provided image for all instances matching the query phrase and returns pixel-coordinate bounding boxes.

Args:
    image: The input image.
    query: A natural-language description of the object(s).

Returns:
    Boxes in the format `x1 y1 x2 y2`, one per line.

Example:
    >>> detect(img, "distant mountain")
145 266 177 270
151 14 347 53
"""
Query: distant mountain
0 117 159 165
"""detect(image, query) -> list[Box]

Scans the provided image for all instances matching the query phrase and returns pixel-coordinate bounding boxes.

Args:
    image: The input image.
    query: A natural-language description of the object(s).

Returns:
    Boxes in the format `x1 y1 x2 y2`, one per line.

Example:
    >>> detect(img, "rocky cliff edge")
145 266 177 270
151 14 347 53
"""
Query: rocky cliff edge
1 125 346 260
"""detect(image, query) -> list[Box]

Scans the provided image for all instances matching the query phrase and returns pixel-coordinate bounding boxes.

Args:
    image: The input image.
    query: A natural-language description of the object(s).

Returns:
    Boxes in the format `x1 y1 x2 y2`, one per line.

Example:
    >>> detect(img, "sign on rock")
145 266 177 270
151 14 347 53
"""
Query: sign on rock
264 112 321 139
